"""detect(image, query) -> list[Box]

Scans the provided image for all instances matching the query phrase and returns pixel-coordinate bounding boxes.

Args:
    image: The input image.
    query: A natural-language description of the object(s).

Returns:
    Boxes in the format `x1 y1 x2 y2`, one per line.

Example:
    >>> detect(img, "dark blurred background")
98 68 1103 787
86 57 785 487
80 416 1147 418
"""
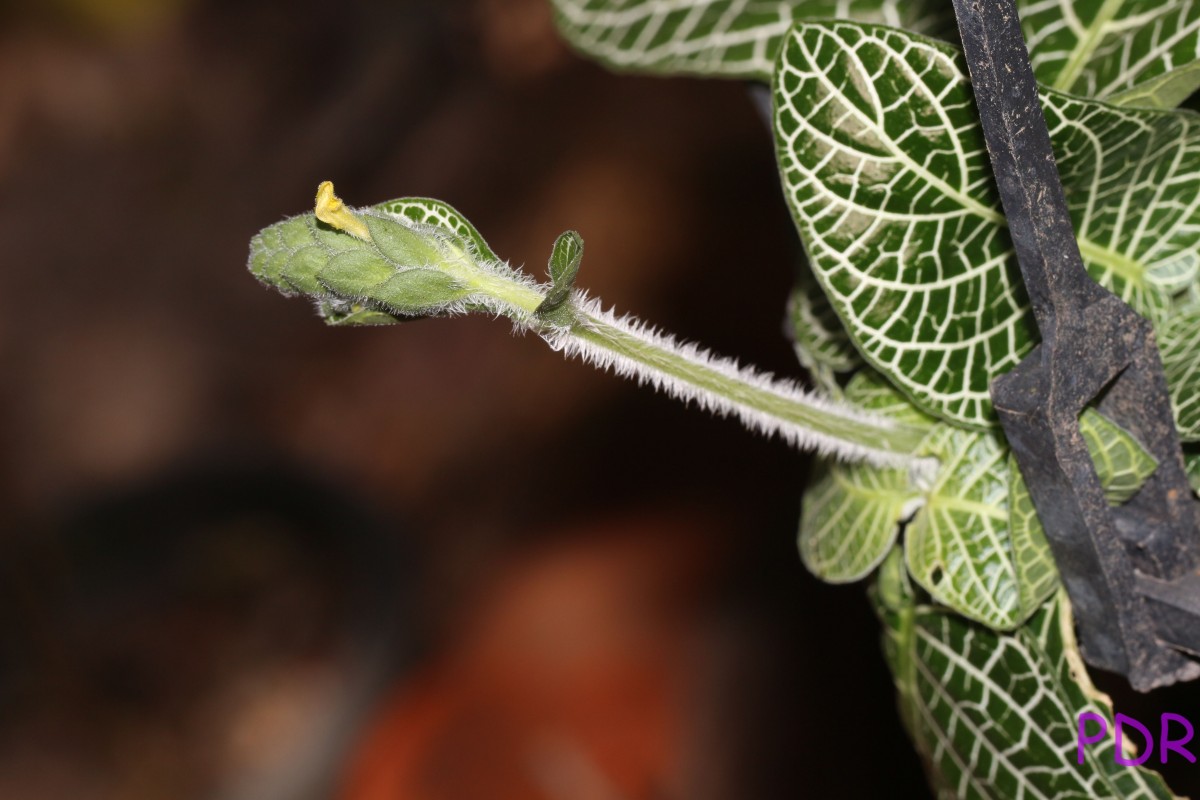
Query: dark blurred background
0 1 934 797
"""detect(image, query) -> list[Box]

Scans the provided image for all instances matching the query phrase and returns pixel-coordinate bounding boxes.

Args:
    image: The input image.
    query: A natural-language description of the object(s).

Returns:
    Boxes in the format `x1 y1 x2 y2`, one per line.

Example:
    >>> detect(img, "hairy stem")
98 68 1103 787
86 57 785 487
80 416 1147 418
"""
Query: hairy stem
257 185 931 467
554 305 928 465
431 234 928 465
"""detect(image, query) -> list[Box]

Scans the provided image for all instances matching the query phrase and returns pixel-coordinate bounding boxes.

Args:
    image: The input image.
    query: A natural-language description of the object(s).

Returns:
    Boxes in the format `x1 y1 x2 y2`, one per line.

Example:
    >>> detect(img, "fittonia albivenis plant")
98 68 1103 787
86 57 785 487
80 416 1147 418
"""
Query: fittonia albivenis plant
250 2 1200 797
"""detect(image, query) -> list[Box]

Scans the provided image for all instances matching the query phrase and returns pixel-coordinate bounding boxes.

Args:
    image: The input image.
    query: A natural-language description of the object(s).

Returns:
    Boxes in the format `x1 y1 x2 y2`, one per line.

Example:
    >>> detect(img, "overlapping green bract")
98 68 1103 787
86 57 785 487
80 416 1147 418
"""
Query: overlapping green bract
774 21 1200 428
875 569 1176 800
549 0 951 80
1022 0 1200 107
248 197 518 327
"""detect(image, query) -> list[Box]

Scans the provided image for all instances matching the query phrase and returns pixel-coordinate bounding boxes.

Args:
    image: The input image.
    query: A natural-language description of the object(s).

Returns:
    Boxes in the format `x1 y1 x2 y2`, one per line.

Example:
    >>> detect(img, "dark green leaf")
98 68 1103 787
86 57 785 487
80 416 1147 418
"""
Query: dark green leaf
538 230 585 315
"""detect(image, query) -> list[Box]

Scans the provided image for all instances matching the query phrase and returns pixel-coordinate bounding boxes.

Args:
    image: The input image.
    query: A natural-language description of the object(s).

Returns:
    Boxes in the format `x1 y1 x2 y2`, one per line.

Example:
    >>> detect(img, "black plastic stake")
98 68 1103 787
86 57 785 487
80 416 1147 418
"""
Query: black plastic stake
951 0 1200 690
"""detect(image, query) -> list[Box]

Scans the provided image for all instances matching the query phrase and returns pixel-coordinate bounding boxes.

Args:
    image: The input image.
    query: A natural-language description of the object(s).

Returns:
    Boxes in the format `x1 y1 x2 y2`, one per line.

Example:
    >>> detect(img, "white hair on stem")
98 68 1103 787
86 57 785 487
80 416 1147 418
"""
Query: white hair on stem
531 294 924 468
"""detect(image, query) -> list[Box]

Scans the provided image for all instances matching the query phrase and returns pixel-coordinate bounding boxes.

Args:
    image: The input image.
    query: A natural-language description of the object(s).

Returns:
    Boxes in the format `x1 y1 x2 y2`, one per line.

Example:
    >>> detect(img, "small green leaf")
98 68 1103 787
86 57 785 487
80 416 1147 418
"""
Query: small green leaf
871 546 923 746
549 229 584 284
876 590 1179 799
1160 306 1200 441
1186 450 1200 494
800 460 920 582
1108 61 1200 110
1080 408 1160 504
538 230 584 315
875 545 914 615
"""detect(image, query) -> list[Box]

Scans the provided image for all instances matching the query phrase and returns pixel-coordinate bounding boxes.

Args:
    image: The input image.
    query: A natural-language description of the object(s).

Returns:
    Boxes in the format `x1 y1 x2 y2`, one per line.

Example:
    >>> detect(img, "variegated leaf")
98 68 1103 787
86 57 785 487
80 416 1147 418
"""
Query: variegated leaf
904 404 1155 628
375 197 500 262
800 372 1030 627
787 264 861 394
1079 408 1159 502
875 582 1179 800
1006 456 1060 624
1021 0 1200 107
551 0 1200 110
802 372 1041 628
1159 305 1200 441
1005 408 1154 624
800 460 919 581
774 21 1200 427
799 372 928 582
549 0 951 80
904 423 1020 629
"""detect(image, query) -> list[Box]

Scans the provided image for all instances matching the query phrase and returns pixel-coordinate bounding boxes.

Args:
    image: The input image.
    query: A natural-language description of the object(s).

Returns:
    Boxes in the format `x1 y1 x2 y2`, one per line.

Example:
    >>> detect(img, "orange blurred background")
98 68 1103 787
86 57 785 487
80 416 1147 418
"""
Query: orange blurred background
0 1 931 797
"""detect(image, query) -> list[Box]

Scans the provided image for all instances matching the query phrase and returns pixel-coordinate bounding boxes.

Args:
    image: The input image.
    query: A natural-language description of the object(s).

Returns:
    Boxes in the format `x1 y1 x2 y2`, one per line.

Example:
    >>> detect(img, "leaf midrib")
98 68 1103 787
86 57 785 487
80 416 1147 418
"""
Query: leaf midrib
925 494 1008 521
1051 0 1127 92
788 28 1153 299
831 466 918 504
